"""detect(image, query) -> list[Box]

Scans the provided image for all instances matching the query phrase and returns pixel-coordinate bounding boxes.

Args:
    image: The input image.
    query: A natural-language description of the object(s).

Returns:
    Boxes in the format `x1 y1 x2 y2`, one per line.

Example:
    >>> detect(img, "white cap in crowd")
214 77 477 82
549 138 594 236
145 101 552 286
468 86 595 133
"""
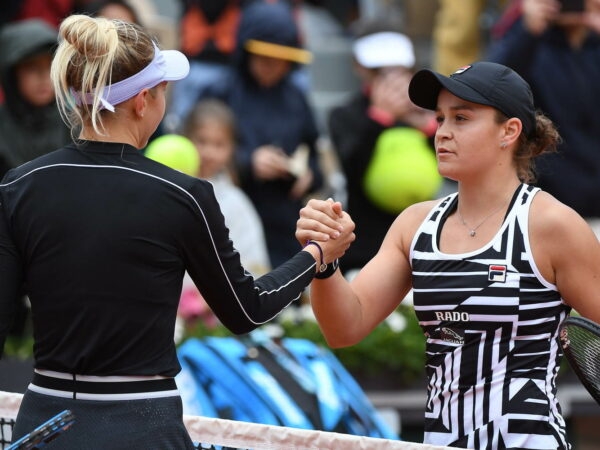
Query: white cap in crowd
352 31 415 69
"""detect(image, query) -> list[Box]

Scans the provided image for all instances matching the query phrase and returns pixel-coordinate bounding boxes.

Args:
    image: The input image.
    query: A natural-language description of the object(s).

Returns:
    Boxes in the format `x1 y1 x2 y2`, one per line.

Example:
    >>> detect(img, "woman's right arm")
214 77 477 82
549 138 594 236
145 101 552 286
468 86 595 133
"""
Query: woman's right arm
182 183 354 335
296 199 431 347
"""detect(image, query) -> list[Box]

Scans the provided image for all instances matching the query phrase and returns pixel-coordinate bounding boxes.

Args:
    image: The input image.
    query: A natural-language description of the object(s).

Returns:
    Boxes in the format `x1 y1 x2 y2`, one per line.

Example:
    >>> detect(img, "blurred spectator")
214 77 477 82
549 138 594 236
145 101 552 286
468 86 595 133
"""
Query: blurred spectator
165 0 242 132
304 0 360 30
0 18 70 344
200 0 324 268
0 19 70 178
178 99 271 331
78 0 141 23
183 99 271 276
433 0 508 75
13 0 148 28
487 0 600 226
433 0 486 75
167 0 310 133
357 0 404 23
14 0 74 28
327 19 440 274
0 1 23 27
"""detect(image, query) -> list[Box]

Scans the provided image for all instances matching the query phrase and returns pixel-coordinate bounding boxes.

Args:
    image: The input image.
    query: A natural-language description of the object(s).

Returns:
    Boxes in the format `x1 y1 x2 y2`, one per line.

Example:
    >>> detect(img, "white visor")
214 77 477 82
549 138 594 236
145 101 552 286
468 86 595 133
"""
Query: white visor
72 44 190 112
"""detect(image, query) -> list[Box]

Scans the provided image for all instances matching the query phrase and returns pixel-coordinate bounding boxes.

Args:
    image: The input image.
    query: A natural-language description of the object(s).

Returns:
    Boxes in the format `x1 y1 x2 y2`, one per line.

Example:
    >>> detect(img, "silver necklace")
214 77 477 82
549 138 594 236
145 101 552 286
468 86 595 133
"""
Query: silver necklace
457 204 506 237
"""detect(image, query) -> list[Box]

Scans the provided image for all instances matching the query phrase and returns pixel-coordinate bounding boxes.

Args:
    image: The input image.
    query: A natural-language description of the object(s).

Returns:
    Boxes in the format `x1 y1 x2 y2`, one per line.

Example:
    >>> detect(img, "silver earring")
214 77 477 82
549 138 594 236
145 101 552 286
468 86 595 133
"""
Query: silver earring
500 142 507 148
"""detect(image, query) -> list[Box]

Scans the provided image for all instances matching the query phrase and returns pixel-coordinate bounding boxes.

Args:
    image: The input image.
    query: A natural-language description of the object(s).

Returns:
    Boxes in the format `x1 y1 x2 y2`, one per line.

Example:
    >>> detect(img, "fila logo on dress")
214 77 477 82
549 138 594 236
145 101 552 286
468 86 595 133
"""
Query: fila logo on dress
488 264 507 283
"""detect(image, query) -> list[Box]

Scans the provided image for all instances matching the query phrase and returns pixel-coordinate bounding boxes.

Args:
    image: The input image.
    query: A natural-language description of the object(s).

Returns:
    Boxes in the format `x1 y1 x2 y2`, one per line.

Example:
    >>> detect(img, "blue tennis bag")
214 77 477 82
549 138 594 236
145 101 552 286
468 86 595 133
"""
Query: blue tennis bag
176 330 399 439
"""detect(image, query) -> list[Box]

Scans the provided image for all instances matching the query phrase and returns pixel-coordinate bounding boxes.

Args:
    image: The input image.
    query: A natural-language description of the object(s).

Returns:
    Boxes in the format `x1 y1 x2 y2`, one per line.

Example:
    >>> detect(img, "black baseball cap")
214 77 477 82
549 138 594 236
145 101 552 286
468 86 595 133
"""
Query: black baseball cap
408 62 536 137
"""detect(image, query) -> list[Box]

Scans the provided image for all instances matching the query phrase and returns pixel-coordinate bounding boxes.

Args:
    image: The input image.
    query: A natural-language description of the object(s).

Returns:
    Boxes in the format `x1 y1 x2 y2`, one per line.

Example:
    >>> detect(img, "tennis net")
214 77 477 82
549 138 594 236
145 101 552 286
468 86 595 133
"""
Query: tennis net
0 390 462 450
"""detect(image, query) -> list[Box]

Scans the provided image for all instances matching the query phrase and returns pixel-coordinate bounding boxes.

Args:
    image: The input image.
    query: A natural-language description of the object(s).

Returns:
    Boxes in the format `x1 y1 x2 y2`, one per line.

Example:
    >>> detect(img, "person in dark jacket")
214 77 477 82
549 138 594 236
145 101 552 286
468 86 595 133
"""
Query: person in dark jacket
165 0 241 133
0 19 71 178
200 0 324 268
328 20 438 273
487 0 600 222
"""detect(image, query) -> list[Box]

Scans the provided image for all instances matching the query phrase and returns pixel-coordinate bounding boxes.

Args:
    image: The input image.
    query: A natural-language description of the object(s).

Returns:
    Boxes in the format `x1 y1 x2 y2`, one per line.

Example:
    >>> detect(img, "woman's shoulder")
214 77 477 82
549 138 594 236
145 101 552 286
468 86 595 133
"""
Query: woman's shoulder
1 144 73 181
388 198 445 245
402 198 444 218
531 189 579 218
530 189 590 238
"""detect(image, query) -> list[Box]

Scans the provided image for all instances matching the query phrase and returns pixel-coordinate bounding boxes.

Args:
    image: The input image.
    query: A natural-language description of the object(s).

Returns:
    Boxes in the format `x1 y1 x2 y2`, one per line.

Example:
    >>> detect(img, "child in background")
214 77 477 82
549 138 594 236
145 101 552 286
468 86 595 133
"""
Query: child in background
176 99 271 333
184 98 271 277
199 0 324 268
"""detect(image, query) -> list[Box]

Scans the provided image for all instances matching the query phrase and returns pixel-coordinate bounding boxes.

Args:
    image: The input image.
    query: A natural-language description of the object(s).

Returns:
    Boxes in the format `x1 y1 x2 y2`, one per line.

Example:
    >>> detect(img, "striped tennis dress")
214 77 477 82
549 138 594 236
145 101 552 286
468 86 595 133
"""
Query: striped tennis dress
410 184 571 450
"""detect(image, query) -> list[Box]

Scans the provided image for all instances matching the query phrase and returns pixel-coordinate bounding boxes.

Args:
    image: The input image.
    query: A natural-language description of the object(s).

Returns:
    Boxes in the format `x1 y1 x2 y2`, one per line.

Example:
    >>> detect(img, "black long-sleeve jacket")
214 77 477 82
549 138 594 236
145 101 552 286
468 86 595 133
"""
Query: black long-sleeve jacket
0 141 316 376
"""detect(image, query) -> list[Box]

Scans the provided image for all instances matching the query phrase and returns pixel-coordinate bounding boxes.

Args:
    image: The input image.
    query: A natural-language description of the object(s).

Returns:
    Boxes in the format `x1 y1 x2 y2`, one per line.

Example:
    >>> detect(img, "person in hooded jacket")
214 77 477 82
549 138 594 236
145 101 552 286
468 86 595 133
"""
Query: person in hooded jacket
0 19 71 178
199 0 324 268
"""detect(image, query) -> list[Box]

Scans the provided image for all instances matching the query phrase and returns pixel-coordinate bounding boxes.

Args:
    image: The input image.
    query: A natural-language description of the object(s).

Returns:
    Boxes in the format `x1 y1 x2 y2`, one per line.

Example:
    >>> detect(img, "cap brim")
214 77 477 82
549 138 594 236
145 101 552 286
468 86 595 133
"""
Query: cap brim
408 69 491 111
160 49 190 81
245 39 312 64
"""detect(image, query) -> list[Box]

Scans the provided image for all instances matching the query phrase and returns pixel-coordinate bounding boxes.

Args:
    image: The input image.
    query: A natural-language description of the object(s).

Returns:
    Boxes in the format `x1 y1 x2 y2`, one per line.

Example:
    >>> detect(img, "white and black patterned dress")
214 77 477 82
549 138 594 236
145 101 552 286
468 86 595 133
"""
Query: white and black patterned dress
410 184 571 450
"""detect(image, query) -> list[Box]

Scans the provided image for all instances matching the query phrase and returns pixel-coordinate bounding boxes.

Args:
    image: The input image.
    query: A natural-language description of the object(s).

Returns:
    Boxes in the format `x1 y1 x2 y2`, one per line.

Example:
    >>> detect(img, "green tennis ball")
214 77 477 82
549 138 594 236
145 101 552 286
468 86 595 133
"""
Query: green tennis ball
363 127 442 214
145 134 200 176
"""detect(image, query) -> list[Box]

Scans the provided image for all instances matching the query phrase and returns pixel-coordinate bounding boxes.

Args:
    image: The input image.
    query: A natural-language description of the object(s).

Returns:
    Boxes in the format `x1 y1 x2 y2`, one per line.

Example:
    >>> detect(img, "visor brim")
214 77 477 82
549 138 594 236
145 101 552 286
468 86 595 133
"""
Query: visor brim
161 49 190 81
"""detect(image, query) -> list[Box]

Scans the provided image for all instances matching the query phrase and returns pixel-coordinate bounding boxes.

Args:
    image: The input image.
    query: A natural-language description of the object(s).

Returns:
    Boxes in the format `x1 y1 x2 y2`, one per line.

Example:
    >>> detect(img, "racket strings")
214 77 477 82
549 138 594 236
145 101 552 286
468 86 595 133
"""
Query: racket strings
561 320 600 405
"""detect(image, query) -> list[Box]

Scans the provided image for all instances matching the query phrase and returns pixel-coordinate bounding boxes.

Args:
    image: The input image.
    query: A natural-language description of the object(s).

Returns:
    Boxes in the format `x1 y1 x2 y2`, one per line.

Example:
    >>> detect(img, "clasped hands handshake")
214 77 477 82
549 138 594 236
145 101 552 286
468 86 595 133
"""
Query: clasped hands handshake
296 198 356 273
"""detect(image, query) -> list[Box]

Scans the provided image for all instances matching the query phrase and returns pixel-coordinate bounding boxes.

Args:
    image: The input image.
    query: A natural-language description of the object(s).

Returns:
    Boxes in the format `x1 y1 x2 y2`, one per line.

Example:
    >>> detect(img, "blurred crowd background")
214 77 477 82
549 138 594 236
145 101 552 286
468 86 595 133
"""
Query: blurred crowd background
3 0 600 325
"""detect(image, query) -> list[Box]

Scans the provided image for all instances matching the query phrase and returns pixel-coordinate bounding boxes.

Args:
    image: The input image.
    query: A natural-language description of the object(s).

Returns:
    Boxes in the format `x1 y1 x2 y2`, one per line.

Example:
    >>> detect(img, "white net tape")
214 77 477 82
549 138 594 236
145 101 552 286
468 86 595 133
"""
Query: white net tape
0 391 461 450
